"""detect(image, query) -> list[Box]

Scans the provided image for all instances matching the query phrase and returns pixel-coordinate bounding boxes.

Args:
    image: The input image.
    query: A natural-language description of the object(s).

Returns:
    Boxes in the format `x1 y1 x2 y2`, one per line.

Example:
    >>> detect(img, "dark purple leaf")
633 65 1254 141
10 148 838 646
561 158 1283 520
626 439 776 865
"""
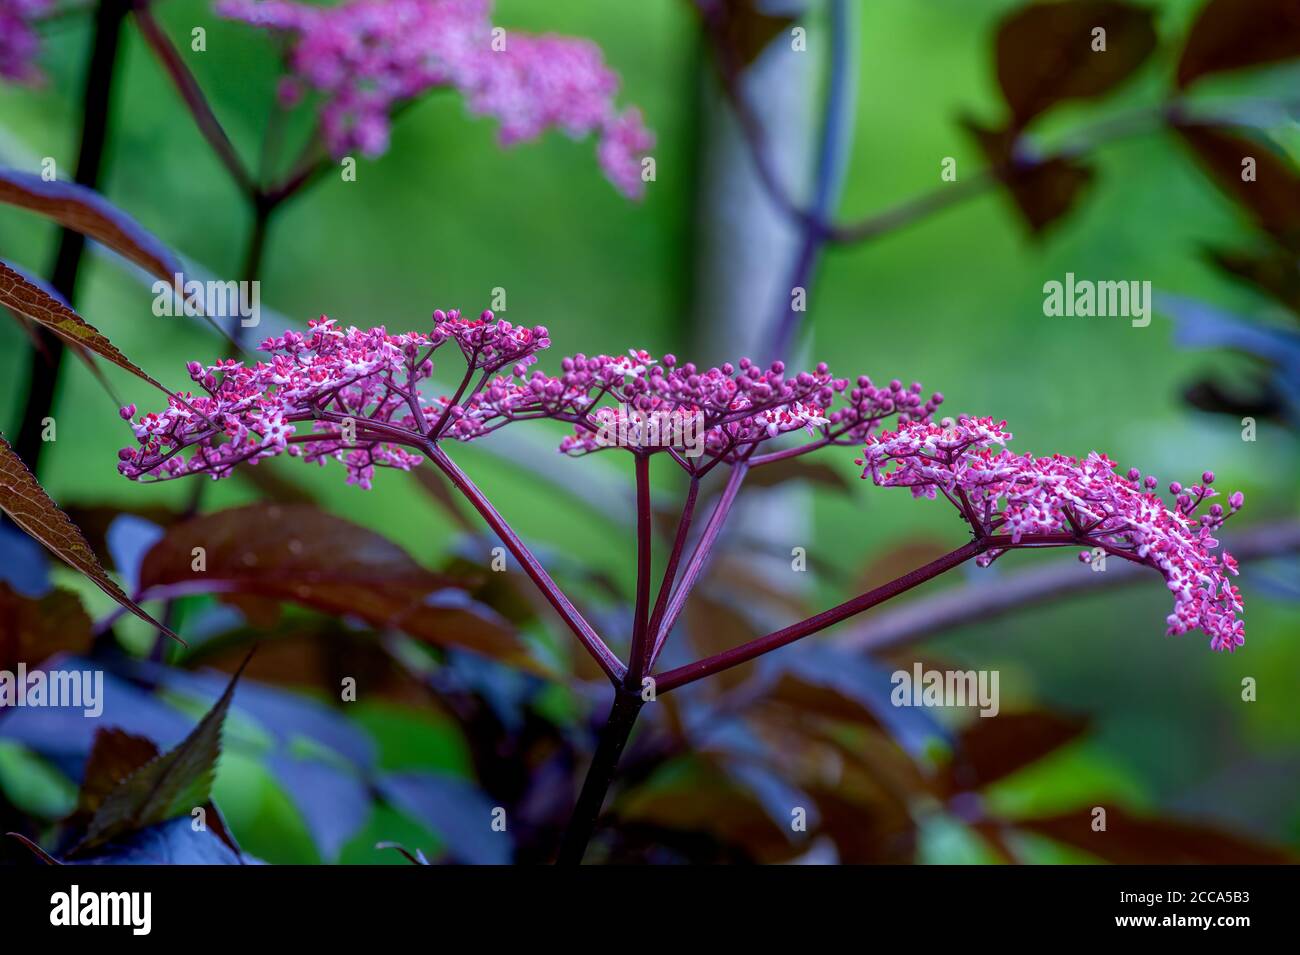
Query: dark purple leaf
1177 0 1300 89
995 0 1157 128
0 170 180 280
138 503 532 668
964 118 1095 235
1174 123 1300 251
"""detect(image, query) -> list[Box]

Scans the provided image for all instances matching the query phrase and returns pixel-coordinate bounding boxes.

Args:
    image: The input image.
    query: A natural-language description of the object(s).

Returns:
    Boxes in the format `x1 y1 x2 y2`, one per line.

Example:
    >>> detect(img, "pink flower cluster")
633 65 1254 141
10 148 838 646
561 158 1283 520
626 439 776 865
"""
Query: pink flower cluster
457 353 943 469
118 315 942 485
117 311 548 490
215 0 654 197
118 318 1248 651
861 416 1246 651
0 0 50 84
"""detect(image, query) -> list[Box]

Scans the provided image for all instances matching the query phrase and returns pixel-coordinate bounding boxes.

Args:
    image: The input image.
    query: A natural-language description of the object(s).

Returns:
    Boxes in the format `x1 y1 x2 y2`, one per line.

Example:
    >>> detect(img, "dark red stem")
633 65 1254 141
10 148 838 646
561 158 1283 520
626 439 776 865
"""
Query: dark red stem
626 454 654 682
653 538 990 692
649 460 748 664
133 3 257 199
645 476 699 651
426 444 624 682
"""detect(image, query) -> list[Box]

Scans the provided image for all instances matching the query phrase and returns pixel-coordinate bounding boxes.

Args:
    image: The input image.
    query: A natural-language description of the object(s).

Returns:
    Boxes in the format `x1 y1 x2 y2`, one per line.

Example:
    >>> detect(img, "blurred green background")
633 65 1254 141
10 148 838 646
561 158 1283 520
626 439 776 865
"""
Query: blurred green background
0 0 1296 861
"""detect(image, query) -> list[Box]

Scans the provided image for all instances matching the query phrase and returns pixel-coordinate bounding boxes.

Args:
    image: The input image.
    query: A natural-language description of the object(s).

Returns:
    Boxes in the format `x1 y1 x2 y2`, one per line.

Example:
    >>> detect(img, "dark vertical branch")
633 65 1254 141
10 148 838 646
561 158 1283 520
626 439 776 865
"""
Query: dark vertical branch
556 689 644 865
626 453 654 683
13 0 129 472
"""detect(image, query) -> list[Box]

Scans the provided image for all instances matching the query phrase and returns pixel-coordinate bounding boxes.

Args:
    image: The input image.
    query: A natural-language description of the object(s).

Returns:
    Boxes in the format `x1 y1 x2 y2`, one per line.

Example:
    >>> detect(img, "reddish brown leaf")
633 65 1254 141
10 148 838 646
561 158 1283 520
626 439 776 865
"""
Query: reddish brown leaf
766 673 888 730
995 0 1157 128
0 436 184 645
616 758 799 863
1183 375 1286 419
1016 805 1294 863
0 171 181 280
0 261 172 393
181 616 427 705
1177 0 1300 89
235 458 318 505
137 503 533 669
942 710 1090 796
0 262 127 408
807 786 918 864
74 729 162 819
856 536 953 594
685 594 760 691
0 583 92 671
965 118 1095 235
1176 124 1300 251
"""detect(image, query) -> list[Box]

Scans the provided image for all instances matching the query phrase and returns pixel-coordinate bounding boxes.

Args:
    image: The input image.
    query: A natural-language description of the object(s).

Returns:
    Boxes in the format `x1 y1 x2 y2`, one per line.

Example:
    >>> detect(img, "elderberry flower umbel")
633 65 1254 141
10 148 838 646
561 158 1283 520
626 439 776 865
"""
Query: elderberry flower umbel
215 0 655 197
117 315 937 486
117 311 549 490
0 0 51 84
490 354 943 468
861 416 1246 652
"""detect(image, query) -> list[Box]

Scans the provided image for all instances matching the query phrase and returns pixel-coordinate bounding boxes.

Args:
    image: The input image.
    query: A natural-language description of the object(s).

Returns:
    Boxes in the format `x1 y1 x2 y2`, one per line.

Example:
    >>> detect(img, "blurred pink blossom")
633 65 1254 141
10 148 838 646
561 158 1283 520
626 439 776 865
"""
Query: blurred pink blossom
216 0 655 197
0 0 52 84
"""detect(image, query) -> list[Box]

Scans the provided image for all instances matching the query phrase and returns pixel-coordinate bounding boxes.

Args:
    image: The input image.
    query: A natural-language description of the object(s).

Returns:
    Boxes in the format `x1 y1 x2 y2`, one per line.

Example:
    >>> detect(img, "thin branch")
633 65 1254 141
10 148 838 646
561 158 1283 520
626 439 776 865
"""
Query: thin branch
133 3 257 198
649 459 750 665
426 444 625 683
838 520 1300 654
654 538 990 693
646 476 700 649
711 11 1300 253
